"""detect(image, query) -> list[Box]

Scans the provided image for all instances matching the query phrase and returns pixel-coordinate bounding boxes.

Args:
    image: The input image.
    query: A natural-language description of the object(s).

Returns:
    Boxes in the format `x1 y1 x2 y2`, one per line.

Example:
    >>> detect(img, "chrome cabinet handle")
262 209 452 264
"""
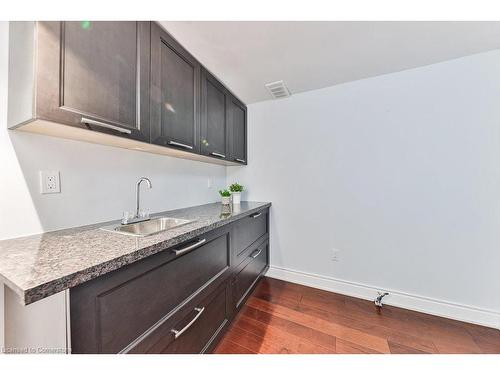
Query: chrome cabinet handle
81 117 132 134
250 248 263 259
171 307 205 339
211 152 226 158
235 158 246 163
250 212 262 219
168 140 193 150
173 238 207 256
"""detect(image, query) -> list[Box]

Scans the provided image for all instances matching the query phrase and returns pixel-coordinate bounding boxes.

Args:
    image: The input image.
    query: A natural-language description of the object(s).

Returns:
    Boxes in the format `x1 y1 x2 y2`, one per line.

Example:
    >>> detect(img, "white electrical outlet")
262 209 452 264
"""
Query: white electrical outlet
332 249 340 262
40 170 61 194
207 178 212 189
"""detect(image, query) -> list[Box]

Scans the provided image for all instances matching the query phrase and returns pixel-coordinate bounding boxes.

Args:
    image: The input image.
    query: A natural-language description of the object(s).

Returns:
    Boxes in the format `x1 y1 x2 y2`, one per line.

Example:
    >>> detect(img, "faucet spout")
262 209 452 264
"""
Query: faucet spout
135 177 152 221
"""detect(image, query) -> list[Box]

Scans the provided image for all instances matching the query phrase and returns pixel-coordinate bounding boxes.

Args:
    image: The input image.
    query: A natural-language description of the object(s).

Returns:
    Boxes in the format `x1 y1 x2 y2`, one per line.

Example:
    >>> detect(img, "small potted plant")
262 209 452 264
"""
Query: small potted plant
229 183 244 205
219 189 231 205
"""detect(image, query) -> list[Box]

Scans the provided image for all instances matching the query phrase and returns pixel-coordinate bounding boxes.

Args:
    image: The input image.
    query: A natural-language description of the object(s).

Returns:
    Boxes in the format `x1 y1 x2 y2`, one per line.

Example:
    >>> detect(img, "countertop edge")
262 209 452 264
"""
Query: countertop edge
19 202 271 305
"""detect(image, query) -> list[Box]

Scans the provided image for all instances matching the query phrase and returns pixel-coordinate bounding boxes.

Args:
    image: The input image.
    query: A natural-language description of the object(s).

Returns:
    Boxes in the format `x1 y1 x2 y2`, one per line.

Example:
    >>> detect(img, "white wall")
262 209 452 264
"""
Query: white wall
228 50 500 316
4 289 68 354
0 22 226 350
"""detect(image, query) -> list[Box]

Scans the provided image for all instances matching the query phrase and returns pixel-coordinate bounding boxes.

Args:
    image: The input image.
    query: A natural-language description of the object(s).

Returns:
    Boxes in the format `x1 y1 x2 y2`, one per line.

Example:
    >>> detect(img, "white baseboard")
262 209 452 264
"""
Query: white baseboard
266 266 500 330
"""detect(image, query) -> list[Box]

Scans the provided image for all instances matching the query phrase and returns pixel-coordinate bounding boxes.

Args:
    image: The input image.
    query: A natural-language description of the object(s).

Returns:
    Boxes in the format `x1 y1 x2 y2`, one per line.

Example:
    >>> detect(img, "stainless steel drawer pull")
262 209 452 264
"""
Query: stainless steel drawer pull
168 140 193 150
171 307 205 339
211 152 226 158
250 248 263 259
81 117 132 134
173 238 207 256
250 212 262 219
235 158 246 163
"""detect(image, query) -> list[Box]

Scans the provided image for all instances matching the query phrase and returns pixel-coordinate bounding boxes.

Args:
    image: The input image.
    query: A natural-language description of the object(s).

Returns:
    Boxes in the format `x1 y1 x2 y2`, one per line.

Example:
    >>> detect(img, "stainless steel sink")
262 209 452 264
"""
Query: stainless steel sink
101 217 195 237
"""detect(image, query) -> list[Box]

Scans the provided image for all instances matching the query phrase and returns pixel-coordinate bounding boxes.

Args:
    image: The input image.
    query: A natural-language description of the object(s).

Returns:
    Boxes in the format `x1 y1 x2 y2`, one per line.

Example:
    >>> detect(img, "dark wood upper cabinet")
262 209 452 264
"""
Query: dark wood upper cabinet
150 23 201 153
8 21 247 165
36 21 151 141
228 96 248 164
200 69 229 159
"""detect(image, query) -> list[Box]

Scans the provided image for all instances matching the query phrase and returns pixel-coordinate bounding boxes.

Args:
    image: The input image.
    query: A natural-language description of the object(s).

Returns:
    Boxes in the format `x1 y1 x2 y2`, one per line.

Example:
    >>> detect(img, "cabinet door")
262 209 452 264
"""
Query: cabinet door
200 70 228 160
150 23 200 153
36 21 150 141
233 240 268 310
228 96 247 164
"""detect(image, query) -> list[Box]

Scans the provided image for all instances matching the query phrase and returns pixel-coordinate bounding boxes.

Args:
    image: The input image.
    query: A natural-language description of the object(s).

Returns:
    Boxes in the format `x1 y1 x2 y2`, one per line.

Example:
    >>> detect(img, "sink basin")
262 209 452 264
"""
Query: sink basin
101 217 196 237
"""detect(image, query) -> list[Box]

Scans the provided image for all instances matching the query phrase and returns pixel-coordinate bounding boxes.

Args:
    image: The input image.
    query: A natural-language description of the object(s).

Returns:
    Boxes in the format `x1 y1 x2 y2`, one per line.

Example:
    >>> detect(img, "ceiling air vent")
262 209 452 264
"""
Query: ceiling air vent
265 80 291 99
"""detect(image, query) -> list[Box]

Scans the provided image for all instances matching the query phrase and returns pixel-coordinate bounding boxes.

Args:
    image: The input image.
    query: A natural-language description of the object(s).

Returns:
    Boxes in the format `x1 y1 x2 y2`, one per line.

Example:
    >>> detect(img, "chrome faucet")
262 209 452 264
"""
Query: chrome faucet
122 177 153 224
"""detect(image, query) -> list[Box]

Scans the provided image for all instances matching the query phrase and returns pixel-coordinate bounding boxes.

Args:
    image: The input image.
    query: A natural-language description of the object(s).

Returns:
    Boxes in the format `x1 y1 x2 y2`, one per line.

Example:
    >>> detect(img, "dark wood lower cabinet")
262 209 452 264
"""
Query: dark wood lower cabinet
127 281 231 354
156 283 230 353
70 208 269 354
233 211 268 264
233 239 269 310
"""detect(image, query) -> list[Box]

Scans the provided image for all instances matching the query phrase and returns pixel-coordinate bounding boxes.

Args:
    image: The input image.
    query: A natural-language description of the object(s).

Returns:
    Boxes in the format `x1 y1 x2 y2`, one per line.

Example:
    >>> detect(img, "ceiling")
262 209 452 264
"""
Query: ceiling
159 21 500 104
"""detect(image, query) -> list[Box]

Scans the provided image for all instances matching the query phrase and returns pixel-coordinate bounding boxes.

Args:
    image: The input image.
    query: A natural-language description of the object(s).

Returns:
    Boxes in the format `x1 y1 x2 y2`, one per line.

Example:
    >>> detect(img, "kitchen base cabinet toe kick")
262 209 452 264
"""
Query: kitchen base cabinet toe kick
70 207 270 354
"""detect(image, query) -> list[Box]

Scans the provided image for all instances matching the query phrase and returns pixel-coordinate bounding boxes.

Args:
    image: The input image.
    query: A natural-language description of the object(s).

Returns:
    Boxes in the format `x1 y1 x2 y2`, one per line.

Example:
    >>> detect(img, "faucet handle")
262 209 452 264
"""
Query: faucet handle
122 211 134 225
138 208 150 220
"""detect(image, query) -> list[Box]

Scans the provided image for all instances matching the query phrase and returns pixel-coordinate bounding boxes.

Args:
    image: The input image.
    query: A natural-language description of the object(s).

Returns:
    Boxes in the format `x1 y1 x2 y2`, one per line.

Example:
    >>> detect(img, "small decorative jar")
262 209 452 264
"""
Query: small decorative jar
221 204 232 217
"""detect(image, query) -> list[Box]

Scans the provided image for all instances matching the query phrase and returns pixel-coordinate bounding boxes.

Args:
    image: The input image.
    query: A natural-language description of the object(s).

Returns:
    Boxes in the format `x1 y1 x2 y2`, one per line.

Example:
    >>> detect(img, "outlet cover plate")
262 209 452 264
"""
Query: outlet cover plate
40 170 61 194
332 249 340 262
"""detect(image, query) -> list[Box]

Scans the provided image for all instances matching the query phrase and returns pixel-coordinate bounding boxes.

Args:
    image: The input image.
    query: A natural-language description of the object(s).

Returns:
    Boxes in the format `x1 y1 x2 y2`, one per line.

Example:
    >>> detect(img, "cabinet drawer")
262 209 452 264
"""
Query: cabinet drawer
233 209 268 263
233 240 269 309
71 230 230 353
129 282 229 354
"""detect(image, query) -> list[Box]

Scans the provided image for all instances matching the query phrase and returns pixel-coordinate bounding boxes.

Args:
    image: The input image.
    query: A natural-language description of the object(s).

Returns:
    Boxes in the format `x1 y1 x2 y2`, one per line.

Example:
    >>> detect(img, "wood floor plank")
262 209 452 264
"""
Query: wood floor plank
388 341 428 354
224 326 296 354
247 295 391 353
294 300 439 353
343 297 481 352
259 278 344 307
237 309 336 352
296 341 333 354
470 336 500 354
433 340 483 354
214 338 256 354
253 279 304 305
214 277 500 355
270 281 476 353
464 324 500 353
336 339 381 354
234 315 334 354
340 297 483 353
257 282 439 353
241 305 337 351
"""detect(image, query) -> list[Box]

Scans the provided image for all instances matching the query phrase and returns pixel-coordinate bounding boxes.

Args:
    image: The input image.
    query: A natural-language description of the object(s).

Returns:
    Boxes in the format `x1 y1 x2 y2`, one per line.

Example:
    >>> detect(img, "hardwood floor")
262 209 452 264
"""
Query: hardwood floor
214 277 500 354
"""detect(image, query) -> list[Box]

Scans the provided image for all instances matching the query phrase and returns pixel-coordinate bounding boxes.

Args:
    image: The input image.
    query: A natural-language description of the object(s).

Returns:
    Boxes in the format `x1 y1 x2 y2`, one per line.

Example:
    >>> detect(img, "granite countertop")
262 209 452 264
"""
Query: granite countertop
0 201 271 305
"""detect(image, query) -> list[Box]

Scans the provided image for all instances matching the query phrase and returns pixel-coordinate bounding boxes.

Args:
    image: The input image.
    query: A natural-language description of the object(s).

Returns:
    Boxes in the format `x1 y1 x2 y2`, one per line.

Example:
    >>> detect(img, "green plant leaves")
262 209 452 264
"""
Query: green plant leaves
219 189 231 197
229 183 244 192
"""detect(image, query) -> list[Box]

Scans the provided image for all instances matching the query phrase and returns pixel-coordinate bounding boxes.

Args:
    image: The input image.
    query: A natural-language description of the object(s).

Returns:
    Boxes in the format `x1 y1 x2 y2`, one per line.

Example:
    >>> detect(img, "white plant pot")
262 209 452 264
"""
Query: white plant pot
221 196 231 205
231 192 241 205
